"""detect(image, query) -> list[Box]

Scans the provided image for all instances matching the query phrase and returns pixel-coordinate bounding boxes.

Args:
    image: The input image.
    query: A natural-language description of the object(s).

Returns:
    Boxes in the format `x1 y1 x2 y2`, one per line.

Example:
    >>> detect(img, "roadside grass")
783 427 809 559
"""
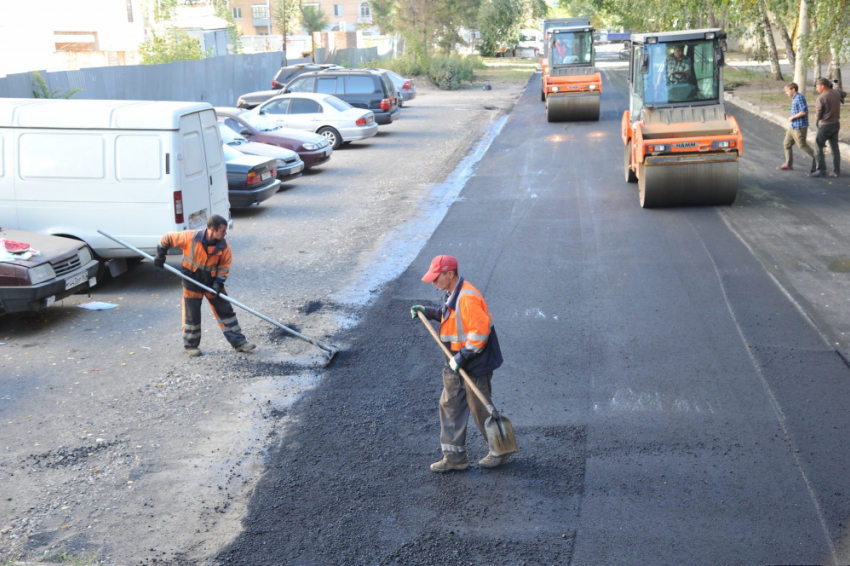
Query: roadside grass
725 64 850 141
466 57 538 87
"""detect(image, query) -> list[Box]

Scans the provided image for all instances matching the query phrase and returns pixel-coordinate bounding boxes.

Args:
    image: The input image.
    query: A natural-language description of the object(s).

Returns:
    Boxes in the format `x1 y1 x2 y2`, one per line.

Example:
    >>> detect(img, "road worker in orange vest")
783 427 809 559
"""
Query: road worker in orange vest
411 255 507 472
154 214 256 357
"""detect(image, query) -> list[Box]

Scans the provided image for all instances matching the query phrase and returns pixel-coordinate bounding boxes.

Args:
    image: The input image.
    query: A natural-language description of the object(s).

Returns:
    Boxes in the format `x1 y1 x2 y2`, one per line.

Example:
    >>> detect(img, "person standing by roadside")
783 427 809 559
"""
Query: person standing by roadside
154 214 256 357
778 82 815 171
410 255 508 473
810 77 842 178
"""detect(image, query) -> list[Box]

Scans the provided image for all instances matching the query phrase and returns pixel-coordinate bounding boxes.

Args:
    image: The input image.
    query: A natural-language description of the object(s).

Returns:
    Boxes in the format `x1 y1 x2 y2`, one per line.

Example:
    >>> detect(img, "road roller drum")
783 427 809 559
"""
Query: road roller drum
546 93 601 122
638 156 738 208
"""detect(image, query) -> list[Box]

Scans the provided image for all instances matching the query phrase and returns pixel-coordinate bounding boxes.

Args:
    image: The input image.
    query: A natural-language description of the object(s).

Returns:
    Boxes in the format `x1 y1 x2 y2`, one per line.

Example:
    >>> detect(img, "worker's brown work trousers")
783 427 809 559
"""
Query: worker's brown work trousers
439 367 494 463
783 126 815 168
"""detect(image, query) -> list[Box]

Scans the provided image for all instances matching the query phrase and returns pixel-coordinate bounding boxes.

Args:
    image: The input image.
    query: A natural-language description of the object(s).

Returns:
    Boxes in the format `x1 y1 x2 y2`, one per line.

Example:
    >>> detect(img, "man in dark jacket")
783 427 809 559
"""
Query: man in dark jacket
411 255 507 472
155 215 256 357
810 77 842 178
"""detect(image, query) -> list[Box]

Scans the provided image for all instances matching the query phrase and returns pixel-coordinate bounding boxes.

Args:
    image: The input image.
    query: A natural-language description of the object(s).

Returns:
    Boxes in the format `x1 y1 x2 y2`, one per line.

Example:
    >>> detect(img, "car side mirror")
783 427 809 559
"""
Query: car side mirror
258 110 265 115
639 53 650 74
240 129 251 136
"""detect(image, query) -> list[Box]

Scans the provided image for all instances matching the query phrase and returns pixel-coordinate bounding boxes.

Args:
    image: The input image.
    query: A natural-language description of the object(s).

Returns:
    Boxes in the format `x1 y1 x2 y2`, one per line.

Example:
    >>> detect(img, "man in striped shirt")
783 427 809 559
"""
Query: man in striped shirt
778 82 815 171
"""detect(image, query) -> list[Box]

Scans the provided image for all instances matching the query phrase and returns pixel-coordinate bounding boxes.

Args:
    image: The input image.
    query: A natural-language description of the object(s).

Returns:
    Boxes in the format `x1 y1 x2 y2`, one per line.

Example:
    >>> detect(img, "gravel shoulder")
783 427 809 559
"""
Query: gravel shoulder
0 77 528 565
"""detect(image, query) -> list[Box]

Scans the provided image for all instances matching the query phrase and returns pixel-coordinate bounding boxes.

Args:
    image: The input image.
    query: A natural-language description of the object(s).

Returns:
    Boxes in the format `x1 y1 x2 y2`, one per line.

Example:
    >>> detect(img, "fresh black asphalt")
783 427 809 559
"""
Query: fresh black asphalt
213 59 850 565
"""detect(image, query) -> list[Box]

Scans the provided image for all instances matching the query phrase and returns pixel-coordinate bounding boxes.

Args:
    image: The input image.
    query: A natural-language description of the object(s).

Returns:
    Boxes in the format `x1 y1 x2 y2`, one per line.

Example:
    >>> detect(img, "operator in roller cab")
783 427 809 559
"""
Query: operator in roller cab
622 29 743 208
541 26 601 122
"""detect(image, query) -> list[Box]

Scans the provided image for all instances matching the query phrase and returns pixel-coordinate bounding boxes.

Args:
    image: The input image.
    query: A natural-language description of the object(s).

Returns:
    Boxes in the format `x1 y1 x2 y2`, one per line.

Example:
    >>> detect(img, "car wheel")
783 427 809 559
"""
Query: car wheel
317 126 342 150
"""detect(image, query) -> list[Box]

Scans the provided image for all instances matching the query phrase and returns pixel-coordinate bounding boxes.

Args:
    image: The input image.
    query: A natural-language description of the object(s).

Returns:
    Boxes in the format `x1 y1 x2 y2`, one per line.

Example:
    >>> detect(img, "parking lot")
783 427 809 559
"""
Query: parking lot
0 77 529 563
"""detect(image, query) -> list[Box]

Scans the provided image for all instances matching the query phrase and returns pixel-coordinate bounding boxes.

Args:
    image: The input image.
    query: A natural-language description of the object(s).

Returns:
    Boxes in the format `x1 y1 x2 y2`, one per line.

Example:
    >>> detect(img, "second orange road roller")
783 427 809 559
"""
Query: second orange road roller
541 25 602 122
621 29 743 207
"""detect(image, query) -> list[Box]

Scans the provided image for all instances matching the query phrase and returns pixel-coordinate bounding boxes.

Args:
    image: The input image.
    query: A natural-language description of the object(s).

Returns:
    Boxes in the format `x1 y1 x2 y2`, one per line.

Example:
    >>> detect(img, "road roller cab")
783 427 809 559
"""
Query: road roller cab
542 26 602 122
621 29 742 207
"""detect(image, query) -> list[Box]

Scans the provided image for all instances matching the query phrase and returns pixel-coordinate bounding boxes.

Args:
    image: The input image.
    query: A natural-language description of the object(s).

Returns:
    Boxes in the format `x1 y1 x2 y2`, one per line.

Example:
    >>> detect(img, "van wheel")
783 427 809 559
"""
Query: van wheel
317 127 342 150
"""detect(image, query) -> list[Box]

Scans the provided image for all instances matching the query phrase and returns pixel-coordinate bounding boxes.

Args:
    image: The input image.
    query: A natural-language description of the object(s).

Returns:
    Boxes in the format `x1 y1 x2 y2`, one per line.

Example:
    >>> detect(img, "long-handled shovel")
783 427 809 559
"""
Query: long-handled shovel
416 311 517 457
98 229 338 364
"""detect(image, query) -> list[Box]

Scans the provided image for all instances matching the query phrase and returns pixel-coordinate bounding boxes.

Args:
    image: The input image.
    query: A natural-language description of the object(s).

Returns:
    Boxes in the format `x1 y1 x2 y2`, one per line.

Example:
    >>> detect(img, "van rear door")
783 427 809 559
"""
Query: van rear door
178 113 214 230
198 109 228 218
0 128 15 228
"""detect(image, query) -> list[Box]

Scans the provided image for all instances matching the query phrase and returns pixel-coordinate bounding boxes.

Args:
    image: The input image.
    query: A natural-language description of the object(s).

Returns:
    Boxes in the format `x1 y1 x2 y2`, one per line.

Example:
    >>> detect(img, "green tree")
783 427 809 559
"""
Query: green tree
478 0 524 56
138 28 208 65
301 5 331 62
31 71 81 99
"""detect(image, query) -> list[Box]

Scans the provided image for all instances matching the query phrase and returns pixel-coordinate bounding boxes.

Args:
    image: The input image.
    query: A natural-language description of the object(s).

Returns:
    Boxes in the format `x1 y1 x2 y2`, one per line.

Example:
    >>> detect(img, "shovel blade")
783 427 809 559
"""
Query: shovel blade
484 415 518 457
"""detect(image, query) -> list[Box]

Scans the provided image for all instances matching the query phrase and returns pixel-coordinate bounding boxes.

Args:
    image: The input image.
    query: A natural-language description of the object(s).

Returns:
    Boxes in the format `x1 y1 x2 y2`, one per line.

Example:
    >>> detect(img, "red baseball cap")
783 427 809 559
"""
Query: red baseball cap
421 255 458 282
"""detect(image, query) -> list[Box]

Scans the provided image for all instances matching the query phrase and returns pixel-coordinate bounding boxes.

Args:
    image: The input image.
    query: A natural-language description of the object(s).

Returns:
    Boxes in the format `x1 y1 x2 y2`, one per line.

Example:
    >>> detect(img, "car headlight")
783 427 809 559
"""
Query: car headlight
588 85 597 90
276 158 287 168
29 263 56 285
552 86 560 92
302 142 319 150
78 246 92 265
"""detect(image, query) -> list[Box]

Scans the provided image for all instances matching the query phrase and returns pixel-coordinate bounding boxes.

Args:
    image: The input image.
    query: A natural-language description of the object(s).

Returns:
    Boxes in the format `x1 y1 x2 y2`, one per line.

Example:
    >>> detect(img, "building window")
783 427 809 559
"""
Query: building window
359 2 371 18
126 0 134 22
252 5 269 19
333 4 343 17
232 7 242 19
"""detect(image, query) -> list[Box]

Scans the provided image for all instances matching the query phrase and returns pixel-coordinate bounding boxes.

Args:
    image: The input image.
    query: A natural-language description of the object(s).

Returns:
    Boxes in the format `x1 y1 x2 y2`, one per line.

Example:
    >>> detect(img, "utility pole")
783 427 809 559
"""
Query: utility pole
283 0 288 65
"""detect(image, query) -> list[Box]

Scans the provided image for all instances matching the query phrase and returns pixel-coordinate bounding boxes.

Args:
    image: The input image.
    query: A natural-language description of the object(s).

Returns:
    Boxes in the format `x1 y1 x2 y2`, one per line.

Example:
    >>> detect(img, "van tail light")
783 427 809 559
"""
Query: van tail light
247 171 257 185
403 80 410 90
272 80 278 89
380 98 391 110
356 117 367 126
173 191 184 224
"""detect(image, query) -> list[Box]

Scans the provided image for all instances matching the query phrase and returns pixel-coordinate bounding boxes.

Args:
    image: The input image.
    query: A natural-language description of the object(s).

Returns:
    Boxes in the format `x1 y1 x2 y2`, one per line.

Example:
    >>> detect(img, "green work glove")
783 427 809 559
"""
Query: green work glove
410 305 426 320
449 356 461 373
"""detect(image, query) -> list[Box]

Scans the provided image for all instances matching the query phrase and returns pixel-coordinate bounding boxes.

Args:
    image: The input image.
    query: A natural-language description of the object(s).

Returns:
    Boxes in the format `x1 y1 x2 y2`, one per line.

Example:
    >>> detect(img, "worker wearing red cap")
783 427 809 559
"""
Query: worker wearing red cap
411 255 506 472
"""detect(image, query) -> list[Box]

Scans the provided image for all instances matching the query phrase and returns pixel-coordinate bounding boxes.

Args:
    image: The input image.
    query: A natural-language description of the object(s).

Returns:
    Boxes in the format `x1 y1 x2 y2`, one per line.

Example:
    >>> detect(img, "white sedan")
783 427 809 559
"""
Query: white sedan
253 93 378 150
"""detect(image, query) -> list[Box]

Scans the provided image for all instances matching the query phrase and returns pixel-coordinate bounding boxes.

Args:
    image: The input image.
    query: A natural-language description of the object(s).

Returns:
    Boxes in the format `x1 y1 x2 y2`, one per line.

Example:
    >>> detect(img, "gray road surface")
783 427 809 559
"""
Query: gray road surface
218 54 850 565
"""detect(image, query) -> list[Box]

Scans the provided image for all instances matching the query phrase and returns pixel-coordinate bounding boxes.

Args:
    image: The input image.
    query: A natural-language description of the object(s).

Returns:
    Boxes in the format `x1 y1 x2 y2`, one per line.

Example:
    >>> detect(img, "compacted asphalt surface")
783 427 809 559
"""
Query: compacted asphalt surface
216 54 850 565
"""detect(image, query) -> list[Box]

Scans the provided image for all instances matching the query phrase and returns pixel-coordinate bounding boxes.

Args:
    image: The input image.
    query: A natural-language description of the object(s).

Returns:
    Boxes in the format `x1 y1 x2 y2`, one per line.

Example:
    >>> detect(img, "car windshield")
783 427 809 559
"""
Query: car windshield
641 40 719 105
325 96 353 112
549 31 593 66
218 124 248 145
239 111 281 132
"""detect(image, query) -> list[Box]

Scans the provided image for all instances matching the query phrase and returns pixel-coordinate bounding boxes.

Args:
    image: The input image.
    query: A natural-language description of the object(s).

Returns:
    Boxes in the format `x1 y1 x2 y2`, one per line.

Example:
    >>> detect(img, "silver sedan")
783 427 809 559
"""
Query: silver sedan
253 93 378 150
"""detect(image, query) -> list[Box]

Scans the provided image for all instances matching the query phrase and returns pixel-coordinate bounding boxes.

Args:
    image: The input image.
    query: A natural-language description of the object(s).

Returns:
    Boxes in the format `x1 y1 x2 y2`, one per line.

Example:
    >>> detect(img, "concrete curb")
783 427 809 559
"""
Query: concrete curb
724 91 850 163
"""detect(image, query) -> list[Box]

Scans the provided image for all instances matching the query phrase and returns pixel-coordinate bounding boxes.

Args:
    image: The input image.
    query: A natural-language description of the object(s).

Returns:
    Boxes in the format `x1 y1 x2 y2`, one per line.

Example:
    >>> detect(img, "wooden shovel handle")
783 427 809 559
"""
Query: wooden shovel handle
416 311 498 418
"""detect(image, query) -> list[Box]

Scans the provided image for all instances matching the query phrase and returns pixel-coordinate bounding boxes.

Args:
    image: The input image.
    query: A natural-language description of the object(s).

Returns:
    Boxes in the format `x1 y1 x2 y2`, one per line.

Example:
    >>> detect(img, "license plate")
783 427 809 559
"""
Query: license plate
188 209 207 229
261 171 272 181
368 116 374 125
294 163 304 174
65 272 88 290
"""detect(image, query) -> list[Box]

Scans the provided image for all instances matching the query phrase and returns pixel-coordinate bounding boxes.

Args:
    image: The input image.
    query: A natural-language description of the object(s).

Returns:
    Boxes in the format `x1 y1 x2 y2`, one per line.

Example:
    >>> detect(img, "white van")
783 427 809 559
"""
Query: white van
0 99 230 276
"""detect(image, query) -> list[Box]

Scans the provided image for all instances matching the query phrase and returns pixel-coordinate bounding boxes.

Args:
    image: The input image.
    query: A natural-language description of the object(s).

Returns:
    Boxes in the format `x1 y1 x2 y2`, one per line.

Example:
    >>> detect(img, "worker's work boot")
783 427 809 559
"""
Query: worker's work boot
234 342 257 353
184 347 202 357
430 456 470 473
478 453 512 468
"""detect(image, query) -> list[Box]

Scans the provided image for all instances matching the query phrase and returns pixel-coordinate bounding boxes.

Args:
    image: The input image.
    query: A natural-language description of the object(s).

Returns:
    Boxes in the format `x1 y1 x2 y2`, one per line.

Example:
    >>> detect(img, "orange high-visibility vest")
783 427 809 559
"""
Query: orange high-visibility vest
439 280 492 353
159 230 231 291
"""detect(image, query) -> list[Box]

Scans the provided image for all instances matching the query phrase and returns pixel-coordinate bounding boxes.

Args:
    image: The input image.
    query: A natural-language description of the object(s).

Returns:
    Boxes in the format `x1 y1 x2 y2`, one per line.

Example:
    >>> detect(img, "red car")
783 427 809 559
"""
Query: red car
214 107 333 170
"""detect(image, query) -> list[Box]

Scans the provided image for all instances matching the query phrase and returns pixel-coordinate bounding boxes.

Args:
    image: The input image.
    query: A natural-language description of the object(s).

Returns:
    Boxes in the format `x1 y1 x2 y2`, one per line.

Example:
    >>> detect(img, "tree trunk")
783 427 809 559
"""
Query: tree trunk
762 3 783 80
720 6 727 29
828 44 842 91
776 18 795 69
793 0 809 95
708 4 717 28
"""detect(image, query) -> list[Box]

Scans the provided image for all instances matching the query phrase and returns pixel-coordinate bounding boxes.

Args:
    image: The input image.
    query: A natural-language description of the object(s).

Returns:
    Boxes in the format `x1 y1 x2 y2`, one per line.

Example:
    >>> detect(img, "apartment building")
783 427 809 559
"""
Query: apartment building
0 0 146 76
228 0 377 35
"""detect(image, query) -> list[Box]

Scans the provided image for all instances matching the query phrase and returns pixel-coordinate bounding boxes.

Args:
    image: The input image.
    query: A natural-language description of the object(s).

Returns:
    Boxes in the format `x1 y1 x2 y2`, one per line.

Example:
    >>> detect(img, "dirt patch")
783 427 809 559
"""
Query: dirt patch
0 75 528 564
